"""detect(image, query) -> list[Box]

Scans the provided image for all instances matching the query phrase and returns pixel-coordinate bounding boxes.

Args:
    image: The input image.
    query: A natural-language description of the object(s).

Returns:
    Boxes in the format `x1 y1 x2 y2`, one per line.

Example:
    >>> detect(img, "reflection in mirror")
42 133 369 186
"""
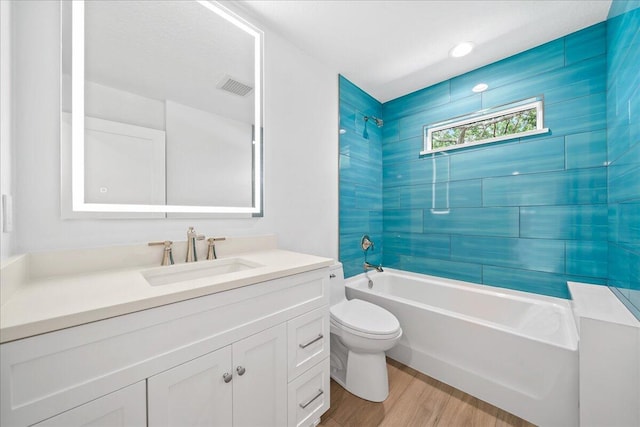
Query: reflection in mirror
61 0 263 215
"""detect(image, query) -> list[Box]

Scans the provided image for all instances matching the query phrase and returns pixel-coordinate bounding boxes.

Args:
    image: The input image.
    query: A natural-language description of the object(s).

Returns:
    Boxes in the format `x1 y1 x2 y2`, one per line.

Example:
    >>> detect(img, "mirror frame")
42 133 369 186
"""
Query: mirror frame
70 0 263 214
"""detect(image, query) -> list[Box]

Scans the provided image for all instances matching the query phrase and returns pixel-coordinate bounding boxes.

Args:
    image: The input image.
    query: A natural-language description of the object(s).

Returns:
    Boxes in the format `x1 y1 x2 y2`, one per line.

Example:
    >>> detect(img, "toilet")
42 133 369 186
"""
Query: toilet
328 263 402 402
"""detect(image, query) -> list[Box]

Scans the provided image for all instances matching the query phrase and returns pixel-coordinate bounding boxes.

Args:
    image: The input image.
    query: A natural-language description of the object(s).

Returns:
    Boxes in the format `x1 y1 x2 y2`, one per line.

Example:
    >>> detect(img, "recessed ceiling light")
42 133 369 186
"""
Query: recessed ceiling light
472 83 488 93
449 42 474 58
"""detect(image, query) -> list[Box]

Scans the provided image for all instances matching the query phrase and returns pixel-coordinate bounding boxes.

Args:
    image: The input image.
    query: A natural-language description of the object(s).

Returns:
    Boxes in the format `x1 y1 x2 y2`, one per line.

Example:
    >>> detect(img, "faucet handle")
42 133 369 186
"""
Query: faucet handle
148 241 174 266
187 226 205 240
207 237 226 260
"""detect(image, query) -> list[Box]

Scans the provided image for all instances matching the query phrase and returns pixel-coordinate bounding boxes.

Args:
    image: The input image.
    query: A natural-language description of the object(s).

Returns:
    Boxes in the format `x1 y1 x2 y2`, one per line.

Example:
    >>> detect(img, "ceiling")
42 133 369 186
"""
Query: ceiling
238 0 612 103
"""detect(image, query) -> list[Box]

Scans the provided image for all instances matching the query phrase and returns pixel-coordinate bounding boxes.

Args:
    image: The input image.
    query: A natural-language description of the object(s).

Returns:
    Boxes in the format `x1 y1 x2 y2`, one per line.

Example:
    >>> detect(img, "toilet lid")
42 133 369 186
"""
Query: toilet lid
330 299 400 336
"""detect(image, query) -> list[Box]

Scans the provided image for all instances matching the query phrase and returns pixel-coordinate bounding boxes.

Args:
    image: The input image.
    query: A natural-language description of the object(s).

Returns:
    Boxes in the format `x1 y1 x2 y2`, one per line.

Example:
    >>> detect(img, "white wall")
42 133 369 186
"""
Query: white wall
0 1 12 260
10 1 339 259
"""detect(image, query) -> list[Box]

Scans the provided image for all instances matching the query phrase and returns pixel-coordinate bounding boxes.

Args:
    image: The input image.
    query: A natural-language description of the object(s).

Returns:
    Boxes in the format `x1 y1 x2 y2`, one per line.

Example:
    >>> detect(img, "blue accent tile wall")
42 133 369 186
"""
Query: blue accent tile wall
339 76 383 278
338 3 639 312
380 23 608 299
606 2 640 318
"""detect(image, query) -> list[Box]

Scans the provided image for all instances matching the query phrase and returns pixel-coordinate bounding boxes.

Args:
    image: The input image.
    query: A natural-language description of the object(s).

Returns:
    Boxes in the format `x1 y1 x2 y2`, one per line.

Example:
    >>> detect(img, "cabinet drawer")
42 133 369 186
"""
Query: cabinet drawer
287 358 330 427
33 381 146 427
288 307 329 378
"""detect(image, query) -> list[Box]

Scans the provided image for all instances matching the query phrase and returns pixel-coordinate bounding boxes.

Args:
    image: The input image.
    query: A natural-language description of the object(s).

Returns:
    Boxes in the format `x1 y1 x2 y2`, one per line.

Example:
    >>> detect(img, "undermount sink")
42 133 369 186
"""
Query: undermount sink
142 258 262 286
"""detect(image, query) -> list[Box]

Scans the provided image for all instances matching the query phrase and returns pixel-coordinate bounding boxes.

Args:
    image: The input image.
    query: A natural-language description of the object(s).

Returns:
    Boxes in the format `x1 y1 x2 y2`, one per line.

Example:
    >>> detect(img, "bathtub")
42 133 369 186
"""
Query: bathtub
345 268 579 427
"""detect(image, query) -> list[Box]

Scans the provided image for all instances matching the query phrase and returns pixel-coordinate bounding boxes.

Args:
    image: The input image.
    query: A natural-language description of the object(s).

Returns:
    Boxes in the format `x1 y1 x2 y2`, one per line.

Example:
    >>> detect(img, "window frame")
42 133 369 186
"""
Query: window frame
421 97 549 154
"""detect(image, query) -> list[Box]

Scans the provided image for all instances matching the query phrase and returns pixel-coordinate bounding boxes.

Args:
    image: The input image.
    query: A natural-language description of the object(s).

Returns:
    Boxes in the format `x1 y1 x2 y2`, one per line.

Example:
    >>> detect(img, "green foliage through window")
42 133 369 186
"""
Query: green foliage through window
422 98 547 154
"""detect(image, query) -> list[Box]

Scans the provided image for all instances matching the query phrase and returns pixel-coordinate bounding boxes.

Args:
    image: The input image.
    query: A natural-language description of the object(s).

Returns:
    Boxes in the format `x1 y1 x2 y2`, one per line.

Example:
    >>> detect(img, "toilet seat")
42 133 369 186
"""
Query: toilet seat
330 299 401 337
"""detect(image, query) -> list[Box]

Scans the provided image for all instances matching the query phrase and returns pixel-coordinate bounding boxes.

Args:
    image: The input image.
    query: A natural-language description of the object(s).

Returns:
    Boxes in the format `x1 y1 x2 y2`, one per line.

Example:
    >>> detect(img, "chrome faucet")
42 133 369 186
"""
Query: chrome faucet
186 227 205 262
206 237 226 260
148 240 174 266
364 262 383 273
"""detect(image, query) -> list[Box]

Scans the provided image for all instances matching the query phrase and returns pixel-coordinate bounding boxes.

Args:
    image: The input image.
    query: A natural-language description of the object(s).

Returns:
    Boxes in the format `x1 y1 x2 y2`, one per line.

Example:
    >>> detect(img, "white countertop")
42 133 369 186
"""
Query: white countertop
568 281 640 330
0 237 333 343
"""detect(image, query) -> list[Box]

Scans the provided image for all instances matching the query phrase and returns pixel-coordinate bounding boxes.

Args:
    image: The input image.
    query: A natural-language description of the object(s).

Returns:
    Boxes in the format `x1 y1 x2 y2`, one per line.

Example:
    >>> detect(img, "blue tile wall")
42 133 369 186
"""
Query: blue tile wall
607 3 640 319
338 6 639 313
376 22 609 299
339 76 383 278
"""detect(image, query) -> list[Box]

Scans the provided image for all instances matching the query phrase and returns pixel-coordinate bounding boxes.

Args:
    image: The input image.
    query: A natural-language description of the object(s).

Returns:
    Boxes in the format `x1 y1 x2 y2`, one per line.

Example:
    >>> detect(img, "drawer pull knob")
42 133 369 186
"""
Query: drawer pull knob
299 334 323 349
299 389 324 409
329 273 336 278
236 365 246 376
223 372 233 383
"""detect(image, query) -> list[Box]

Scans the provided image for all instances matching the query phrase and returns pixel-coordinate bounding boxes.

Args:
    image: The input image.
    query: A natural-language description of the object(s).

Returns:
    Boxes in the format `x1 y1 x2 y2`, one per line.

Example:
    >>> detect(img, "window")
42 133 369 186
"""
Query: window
422 97 548 154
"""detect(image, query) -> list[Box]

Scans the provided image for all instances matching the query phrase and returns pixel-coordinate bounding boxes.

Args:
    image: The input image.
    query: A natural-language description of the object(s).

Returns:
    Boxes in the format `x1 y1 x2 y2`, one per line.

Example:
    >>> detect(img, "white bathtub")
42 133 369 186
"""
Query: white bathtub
345 268 579 427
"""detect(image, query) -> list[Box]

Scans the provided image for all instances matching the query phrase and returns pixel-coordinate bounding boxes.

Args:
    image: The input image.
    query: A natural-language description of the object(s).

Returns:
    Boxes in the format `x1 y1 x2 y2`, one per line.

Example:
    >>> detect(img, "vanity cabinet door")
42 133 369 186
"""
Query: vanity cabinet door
232 323 287 427
33 381 146 427
147 346 233 427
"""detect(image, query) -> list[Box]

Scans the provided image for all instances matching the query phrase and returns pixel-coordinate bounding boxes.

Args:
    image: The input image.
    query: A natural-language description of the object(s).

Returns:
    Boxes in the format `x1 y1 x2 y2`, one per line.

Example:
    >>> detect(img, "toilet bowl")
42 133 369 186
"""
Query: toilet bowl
328 263 402 402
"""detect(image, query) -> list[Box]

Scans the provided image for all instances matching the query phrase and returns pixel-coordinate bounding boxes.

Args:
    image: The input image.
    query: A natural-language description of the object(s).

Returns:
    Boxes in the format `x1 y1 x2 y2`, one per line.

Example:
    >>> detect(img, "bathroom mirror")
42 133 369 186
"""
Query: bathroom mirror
60 0 263 216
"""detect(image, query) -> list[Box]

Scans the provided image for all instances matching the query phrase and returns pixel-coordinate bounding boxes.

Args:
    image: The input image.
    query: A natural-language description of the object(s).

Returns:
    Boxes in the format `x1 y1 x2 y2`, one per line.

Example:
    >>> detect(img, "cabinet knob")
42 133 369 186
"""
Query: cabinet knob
223 372 232 383
236 366 246 376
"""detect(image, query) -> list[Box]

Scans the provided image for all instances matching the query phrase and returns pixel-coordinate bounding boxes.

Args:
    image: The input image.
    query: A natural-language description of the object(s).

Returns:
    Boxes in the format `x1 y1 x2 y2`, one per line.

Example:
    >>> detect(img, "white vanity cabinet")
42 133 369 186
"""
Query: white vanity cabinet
148 324 287 427
1 267 330 427
33 381 147 427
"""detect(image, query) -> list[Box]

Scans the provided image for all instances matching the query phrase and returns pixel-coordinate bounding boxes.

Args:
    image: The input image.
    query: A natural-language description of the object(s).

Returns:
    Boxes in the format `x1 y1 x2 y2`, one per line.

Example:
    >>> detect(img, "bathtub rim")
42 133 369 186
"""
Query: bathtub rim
345 267 579 351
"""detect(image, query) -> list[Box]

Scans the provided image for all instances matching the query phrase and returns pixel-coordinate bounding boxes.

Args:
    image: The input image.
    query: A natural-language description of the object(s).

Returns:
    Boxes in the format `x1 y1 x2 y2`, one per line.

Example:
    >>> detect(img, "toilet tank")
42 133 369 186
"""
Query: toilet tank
329 262 346 306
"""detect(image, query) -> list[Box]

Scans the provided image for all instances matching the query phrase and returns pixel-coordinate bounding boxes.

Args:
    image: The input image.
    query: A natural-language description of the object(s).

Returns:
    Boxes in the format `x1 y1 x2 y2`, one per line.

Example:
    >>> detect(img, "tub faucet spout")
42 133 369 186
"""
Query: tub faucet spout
364 262 383 273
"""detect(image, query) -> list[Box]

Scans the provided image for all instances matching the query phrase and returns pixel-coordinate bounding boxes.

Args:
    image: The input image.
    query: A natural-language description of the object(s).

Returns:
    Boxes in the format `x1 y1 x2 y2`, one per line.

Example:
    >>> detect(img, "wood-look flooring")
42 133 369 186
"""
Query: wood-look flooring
320 358 536 427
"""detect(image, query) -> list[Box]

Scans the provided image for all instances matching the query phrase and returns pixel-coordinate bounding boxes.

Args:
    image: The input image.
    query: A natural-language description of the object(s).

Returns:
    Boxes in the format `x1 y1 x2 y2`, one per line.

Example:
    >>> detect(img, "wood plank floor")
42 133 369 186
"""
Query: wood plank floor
320 358 536 427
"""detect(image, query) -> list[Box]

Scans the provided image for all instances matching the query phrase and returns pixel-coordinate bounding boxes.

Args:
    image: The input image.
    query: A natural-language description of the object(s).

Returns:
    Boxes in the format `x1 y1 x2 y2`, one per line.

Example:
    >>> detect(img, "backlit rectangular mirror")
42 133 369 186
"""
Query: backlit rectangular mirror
61 0 263 216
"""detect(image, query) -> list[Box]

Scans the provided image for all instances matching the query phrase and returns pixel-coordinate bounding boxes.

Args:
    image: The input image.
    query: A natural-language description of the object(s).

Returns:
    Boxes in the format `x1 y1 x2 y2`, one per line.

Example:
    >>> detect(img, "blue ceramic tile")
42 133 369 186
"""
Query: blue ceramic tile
481 55 605 108
398 95 482 141
565 23 606 65
545 93 607 137
423 207 519 237
565 130 608 169
566 240 608 278
450 137 565 181
339 182 356 209
355 184 382 210
383 209 424 233
607 7 640 78
608 143 640 203
383 180 482 210
383 184 431 209
341 258 364 279
482 266 571 299
436 180 483 208
608 1 640 18
340 154 381 187
340 232 367 261
383 81 450 122
340 127 376 161
340 208 378 235
383 232 451 259
383 155 450 188
483 168 608 206
609 202 640 250
397 255 482 283
382 136 422 166
382 119 400 144
451 236 565 273
608 243 640 292
339 102 357 132
339 75 381 114
520 205 608 240
450 39 564 102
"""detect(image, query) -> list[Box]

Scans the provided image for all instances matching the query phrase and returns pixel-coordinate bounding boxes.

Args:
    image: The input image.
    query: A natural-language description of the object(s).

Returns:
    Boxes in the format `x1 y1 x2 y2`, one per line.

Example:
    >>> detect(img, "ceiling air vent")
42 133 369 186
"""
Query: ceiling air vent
216 75 254 97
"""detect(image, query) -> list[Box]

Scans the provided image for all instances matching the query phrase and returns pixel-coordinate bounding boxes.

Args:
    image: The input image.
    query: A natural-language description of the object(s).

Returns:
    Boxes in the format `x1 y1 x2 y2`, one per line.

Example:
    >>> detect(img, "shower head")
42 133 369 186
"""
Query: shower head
363 116 383 127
